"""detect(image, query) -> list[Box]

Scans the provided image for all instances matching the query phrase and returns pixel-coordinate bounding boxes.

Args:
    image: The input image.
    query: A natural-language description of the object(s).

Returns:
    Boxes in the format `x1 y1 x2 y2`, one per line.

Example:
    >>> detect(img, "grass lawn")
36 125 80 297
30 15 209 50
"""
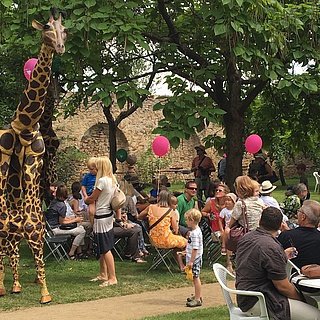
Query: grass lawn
0 239 225 311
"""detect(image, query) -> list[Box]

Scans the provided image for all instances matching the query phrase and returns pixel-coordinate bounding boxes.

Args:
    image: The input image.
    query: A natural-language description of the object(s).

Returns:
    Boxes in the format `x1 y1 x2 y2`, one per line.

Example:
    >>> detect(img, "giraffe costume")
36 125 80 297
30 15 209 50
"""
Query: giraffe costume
0 8 69 304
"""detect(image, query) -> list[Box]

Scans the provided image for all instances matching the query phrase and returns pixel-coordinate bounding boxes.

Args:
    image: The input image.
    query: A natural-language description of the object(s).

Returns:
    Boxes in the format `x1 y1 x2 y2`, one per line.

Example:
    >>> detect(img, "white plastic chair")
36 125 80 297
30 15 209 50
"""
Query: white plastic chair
213 263 269 319
313 172 320 192
286 260 320 307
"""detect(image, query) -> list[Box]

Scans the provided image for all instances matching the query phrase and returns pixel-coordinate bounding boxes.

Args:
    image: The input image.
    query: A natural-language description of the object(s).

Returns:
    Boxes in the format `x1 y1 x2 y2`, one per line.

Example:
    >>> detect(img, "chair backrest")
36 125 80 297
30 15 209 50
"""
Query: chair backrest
212 263 269 319
313 172 319 183
286 259 301 278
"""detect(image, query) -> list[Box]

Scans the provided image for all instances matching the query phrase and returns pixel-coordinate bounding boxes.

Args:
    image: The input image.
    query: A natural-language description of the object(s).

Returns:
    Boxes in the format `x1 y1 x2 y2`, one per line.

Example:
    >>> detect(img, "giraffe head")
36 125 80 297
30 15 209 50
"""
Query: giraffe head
32 8 69 54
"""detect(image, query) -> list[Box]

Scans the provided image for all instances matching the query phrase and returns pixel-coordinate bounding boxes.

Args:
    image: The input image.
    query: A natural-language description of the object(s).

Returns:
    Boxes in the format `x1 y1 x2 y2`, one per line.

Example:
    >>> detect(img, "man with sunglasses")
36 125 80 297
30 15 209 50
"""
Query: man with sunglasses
177 181 198 238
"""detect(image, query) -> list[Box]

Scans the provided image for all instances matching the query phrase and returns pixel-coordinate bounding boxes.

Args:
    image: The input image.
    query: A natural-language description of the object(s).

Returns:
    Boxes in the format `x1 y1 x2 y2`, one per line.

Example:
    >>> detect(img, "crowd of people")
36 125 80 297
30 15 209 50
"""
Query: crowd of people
43 147 320 316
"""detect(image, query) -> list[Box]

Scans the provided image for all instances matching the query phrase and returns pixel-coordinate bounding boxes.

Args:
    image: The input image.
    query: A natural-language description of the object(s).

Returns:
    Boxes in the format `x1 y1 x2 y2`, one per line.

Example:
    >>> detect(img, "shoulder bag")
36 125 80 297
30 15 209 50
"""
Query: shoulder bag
110 183 126 211
226 200 248 252
148 208 172 231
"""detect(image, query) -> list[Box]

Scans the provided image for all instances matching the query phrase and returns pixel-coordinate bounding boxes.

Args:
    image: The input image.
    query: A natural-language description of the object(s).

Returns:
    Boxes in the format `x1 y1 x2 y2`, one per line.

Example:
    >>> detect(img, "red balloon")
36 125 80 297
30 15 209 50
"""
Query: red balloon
152 136 170 157
23 58 38 80
245 134 262 154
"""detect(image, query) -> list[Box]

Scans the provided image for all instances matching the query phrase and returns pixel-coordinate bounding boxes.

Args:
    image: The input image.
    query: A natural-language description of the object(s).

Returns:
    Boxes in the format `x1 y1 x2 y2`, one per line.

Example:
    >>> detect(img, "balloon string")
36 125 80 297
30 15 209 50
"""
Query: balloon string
157 157 161 196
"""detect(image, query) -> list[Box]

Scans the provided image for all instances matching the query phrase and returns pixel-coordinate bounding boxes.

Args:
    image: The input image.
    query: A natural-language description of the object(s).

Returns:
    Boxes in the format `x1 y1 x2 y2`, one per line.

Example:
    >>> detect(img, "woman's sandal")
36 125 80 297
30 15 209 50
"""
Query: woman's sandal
77 252 89 259
90 275 107 282
99 281 117 287
133 258 147 263
69 254 79 261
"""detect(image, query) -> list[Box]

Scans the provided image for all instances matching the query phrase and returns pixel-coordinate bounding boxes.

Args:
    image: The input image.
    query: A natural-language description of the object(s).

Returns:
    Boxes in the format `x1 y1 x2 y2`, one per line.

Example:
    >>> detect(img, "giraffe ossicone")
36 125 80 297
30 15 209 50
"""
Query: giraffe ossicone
0 8 69 304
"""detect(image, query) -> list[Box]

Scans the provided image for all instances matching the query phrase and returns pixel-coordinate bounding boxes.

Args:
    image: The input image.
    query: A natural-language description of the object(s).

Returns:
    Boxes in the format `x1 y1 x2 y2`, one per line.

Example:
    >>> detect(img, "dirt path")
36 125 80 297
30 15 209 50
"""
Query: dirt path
1 282 231 320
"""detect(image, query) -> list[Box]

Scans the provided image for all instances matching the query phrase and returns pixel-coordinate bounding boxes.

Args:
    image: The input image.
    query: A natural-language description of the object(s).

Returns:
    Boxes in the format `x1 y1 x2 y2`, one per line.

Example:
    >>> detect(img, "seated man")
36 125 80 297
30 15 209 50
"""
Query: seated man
278 200 320 269
236 207 320 320
113 219 147 263
177 181 197 238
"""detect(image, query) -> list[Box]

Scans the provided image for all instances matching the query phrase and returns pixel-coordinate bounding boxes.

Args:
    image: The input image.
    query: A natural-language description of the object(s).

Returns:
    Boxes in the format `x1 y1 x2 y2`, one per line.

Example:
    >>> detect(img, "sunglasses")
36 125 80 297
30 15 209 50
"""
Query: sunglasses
187 187 197 191
216 189 225 193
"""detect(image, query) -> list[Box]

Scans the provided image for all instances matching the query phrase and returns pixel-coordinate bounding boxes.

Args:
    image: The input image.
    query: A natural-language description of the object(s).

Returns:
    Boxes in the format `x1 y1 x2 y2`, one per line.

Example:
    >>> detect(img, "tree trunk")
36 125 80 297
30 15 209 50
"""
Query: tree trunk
102 104 117 173
279 167 286 186
223 110 245 192
108 121 117 173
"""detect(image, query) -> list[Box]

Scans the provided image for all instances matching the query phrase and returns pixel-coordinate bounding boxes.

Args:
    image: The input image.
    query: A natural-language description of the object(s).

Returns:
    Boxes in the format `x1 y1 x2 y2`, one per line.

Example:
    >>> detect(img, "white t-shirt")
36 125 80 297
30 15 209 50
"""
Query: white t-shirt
96 176 115 215
186 226 203 264
219 207 233 228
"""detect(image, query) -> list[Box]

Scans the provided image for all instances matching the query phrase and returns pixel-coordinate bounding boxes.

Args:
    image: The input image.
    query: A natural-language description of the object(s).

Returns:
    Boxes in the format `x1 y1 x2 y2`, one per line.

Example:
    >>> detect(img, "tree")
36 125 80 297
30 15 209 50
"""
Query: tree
0 1 159 172
143 0 320 188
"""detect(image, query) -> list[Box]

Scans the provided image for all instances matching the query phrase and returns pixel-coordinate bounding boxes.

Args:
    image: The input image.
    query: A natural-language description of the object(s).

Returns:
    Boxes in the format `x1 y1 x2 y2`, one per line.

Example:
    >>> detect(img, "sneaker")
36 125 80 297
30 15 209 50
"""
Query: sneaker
186 299 202 307
186 295 203 303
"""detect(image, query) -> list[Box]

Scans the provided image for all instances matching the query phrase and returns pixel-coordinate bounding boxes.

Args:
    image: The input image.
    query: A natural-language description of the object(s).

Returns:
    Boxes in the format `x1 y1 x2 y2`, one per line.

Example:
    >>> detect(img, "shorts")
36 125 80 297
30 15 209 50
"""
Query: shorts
211 231 221 242
192 257 202 278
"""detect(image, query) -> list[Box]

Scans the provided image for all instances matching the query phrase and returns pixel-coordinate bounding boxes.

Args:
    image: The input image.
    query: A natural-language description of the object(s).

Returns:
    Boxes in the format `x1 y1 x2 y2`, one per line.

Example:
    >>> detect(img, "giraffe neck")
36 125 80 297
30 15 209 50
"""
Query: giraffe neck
10 44 54 146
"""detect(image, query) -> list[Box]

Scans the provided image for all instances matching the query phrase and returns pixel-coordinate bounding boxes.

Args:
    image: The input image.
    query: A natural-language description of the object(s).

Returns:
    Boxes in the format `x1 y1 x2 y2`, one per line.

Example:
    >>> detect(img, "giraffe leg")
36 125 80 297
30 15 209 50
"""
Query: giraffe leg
8 239 22 294
0 249 6 296
27 239 51 304
23 138 51 303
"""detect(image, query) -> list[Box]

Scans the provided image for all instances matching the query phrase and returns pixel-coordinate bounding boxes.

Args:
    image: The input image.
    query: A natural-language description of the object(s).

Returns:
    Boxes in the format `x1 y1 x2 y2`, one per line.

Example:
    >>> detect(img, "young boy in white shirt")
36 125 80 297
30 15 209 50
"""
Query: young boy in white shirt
184 208 203 307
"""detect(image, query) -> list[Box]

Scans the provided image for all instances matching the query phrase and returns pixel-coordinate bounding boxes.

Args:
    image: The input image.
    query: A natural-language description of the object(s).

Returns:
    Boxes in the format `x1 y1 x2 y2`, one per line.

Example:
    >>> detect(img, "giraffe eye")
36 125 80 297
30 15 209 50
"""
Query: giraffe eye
43 24 51 30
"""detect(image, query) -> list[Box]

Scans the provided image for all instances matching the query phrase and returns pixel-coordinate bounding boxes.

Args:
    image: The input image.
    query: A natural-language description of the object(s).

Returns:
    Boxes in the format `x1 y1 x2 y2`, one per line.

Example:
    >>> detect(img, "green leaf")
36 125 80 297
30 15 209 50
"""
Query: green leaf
304 80 318 92
212 108 226 115
84 0 97 8
277 79 292 89
73 8 85 16
214 24 227 36
187 116 201 127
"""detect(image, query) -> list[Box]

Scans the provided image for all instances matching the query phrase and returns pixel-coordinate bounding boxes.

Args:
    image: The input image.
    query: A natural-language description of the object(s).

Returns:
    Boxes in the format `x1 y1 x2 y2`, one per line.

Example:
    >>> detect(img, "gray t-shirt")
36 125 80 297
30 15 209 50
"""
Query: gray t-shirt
236 228 290 320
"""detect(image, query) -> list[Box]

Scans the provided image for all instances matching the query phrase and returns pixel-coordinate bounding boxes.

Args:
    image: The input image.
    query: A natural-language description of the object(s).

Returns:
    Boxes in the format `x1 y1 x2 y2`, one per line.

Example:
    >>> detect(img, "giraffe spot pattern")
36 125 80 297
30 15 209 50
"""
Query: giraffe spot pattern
0 132 14 150
18 114 32 126
27 89 37 101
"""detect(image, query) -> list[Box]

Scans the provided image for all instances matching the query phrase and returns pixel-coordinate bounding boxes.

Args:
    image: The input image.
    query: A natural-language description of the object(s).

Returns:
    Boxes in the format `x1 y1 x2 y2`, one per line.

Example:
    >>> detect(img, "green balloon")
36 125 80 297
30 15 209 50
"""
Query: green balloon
116 149 127 162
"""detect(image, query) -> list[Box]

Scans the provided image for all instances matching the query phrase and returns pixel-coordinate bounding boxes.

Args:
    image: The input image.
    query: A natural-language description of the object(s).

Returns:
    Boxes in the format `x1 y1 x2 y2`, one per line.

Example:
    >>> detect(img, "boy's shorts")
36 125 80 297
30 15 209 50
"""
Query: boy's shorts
192 257 202 278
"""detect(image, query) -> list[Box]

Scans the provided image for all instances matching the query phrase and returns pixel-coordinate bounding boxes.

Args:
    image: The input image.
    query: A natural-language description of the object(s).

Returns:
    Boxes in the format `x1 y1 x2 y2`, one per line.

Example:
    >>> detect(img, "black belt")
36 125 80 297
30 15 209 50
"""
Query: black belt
94 212 114 219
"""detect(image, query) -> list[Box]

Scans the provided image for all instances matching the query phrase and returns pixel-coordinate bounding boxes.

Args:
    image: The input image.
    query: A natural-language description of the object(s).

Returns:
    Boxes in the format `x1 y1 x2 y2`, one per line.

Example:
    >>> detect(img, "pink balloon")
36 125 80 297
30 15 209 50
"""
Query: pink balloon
245 134 262 154
23 58 38 80
152 136 170 157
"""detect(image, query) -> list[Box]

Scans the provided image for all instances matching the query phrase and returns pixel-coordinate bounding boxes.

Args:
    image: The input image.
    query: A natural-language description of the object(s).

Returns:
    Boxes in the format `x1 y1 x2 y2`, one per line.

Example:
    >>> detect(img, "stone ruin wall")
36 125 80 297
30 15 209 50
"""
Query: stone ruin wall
53 96 227 183
53 96 309 185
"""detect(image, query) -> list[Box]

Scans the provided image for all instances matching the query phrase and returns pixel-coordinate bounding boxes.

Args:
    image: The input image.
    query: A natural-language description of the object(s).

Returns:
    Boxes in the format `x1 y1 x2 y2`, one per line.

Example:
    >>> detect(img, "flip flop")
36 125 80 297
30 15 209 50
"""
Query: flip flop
99 281 117 287
90 275 107 282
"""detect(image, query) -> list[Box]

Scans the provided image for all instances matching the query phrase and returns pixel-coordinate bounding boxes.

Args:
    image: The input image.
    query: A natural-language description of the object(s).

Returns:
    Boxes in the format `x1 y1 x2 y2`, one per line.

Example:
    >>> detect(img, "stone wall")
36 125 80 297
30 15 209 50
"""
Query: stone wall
53 96 225 182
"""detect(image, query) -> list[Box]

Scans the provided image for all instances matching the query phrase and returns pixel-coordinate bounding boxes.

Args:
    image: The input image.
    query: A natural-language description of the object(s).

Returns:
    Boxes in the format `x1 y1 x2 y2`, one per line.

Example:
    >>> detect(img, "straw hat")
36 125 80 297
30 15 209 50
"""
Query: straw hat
259 180 277 194
226 193 237 204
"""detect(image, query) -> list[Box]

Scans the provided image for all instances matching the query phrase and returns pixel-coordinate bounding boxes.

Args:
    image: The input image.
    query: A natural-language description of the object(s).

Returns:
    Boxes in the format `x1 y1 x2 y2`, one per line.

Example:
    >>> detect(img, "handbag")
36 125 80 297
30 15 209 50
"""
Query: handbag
110 183 126 211
301 264 320 278
226 200 248 252
60 222 77 230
